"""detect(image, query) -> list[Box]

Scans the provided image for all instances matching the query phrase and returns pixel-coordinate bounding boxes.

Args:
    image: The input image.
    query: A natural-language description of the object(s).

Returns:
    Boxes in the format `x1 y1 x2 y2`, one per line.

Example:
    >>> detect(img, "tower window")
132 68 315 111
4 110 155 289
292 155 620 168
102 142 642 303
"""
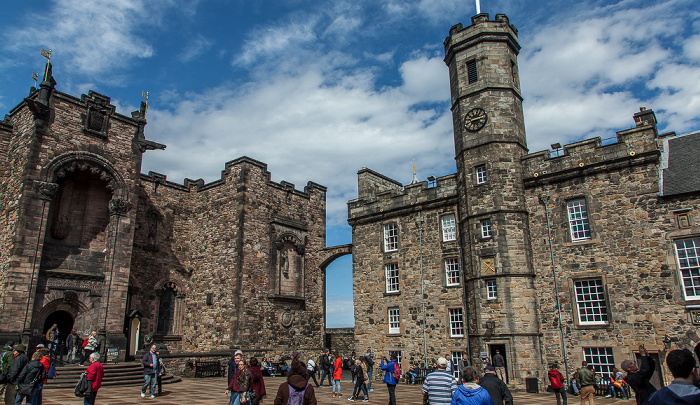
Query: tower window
476 165 487 184
481 220 492 239
383 223 398 252
445 258 460 286
385 263 400 293
449 308 465 337
674 237 700 299
388 307 401 334
441 214 456 241
567 199 591 241
467 60 478 84
574 279 608 325
486 279 497 300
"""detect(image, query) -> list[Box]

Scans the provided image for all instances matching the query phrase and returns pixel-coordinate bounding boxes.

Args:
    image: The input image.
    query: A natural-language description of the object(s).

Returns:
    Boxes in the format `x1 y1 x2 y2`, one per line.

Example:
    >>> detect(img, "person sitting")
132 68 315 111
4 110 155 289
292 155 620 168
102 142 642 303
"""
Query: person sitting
279 360 290 376
407 364 420 385
261 358 276 376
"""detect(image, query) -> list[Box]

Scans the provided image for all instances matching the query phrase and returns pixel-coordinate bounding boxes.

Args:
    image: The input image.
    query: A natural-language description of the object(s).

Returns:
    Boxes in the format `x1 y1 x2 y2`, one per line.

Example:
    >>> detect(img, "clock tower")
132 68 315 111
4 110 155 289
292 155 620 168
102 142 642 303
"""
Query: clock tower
444 14 542 378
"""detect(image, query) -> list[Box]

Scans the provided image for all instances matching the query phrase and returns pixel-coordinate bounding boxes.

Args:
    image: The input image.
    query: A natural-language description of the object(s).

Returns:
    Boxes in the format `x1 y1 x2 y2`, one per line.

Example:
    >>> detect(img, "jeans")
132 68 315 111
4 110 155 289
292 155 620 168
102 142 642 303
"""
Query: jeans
13 392 32 405
142 373 157 396
408 371 417 384
5 383 17 405
67 346 77 363
320 369 332 386
366 370 373 390
387 383 396 405
351 381 368 399
83 392 97 405
31 382 42 405
332 379 341 393
229 391 240 405
554 386 567 405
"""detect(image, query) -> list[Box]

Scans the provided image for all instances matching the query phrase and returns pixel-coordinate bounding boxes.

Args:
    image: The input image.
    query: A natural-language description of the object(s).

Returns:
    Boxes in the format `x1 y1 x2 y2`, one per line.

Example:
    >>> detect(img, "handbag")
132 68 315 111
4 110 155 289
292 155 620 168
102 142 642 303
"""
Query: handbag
613 380 622 388
17 383 35 396
248 389 257 401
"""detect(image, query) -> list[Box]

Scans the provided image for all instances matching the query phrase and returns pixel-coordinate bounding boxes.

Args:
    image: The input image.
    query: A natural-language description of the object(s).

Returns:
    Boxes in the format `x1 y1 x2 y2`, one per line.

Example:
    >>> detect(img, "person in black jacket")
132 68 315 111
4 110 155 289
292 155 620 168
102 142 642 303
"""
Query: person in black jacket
622 345 657 405
479 365 513 405
5 344 29 405
14 351 45 404
228 350 242 385
319 349 332 387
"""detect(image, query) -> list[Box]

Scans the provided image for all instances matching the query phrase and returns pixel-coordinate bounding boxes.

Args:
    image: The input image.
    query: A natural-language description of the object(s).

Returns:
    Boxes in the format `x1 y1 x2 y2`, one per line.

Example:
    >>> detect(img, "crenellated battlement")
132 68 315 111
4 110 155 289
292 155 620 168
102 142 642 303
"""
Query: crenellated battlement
522 108 661 186
140 155 326 197
348 168 458 224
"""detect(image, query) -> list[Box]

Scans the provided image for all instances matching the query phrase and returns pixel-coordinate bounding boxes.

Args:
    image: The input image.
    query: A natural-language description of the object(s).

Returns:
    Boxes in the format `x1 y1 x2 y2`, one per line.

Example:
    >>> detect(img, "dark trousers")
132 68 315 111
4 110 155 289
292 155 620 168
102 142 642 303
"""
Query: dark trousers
554 387 567 405
309 370 319 387
80 349 94 365
351 381 368 399
387 383 396 405
83 392 97 405
320 369 332 386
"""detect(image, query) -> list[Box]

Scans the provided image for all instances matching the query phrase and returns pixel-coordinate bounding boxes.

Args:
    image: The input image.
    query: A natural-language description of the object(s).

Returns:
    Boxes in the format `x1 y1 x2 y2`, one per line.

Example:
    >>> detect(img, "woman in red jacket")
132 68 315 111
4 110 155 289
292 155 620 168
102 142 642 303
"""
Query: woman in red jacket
331 353 342 398
548 363 567 405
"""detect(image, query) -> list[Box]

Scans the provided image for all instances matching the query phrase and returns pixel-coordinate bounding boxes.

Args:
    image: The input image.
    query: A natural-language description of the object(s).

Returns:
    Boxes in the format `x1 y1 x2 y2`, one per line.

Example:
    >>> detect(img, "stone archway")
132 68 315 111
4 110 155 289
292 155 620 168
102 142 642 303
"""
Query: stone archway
319 244 353 333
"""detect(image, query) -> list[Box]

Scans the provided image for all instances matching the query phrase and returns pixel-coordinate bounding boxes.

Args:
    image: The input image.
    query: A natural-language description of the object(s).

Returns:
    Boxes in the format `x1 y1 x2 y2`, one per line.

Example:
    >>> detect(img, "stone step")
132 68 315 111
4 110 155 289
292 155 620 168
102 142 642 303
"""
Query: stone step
44 361 181 389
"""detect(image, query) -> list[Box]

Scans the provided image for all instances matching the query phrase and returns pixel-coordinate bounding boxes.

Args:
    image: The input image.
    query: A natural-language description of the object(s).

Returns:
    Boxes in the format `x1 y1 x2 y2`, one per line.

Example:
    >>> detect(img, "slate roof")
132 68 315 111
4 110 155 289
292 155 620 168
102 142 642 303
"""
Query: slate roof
660 130 700 196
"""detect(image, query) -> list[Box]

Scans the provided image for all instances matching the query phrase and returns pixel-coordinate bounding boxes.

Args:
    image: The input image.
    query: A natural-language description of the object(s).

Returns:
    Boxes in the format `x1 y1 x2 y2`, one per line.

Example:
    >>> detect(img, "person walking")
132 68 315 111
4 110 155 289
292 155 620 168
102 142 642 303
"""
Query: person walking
32 347 51 405
65 330 78 363
228 350 243 386
249 357 266 405
141 344 160 399
548 363 567 405
492 350 506 381
450 366 493 405
79 331 98 366
84 352 104 405
45 324 58 355
5 344 29 405
422 357 458 405
480 365 512 405
306 357 320 388
622 345 657 405
13 351 46 405
319 350 332 387
0 340 15 403
380 354 399 405
577 361 596 405
364 349 375 392
226 358 252 405
331 352 342 398
348 359 369 402
272 361 317 405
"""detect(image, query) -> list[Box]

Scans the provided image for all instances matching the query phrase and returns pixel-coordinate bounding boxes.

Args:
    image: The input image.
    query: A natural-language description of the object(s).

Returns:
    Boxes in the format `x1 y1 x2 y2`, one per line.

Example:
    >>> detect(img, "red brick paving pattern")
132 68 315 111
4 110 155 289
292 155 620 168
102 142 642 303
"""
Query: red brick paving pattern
42 376 637 405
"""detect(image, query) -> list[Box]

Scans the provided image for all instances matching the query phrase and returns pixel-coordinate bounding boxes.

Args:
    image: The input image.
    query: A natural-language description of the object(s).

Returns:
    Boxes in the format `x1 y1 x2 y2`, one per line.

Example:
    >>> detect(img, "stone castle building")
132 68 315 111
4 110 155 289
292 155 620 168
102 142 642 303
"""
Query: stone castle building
0 63 350 361
349 13 700 389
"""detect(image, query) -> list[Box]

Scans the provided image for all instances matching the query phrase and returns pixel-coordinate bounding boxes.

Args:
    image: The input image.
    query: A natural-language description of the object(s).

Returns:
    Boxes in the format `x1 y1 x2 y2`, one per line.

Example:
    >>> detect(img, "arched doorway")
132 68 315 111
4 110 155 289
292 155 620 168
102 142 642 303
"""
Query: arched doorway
43 310 74 353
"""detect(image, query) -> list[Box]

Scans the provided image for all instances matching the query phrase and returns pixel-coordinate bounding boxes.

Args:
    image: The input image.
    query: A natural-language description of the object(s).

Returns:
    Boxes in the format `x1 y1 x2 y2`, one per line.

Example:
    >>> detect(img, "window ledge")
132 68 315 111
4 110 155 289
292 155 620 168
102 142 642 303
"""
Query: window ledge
386 333 402 337
575 323 611 330
564 238 599 247
446 284 461 288
383 291 401 297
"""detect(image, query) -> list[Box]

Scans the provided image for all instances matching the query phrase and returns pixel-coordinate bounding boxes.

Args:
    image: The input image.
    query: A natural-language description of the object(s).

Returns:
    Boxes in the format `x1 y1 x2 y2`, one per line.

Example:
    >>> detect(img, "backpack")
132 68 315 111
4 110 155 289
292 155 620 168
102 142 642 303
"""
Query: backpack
74 371 91 398
393 362 401 381
82 339 88 348
47 362 56 379
287 382 310 405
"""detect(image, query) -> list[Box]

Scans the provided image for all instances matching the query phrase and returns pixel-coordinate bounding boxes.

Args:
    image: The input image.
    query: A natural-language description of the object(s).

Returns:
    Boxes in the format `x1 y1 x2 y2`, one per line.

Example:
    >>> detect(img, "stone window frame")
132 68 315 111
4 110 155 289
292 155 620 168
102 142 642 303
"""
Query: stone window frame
384 262 400 294
570 276 611 328
441 214 457 242
480 219 492 239
673 236 700 300
486 279 498 300
475 165 487 185
387 306 401 335
444 257 461 287
565 197 592 242
155 280 184 336
383 223 399 252
448 307 465 338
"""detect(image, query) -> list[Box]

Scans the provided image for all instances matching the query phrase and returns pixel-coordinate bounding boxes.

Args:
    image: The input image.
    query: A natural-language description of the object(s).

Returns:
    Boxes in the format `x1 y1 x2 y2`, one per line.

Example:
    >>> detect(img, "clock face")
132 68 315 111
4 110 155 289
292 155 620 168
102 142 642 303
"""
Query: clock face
464 108 488 132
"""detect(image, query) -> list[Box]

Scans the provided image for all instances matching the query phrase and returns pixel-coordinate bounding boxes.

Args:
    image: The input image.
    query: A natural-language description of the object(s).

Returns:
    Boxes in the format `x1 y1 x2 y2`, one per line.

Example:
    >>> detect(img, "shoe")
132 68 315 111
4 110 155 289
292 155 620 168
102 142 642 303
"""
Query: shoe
141 392 146 398
605 395 612 398
150 395 156 399
348 397 355 401
368 389 374 392
362 399 369 402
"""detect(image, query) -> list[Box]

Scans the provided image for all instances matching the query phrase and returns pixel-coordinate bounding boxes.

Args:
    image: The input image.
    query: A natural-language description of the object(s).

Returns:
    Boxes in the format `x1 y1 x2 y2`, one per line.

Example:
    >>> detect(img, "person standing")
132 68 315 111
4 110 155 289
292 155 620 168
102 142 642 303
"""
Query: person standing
331 352 342 398
229 350 243 386
13 351 45 405
649 349 700 405
622 345 657 405
492 350 506 381
480 365 513 405
364 349 375 392
249 357 266 405
548 363 567 405
45 324 58 355
577 361 596 405
272 361 316 405
65 330 78 363
306 357 320 388
450 366 493 405
226 358 251 405
141 344 160 399
445 354 455 376
84 352 104 405
5 344 29 405
32 347 51 405
422 357 458 405
380 354 399 405
0 340 14 403
319 349 331 387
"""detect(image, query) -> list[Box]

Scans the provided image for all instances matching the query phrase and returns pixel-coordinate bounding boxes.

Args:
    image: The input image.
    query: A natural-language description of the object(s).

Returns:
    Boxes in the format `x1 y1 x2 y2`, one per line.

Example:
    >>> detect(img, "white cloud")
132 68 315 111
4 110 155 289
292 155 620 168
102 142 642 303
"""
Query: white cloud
326 294 354 328
180 35 214 63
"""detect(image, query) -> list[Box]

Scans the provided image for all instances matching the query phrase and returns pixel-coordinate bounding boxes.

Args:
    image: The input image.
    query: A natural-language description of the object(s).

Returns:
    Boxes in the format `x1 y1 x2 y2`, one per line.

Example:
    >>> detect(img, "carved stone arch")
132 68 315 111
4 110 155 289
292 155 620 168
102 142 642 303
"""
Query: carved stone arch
44 152 128 199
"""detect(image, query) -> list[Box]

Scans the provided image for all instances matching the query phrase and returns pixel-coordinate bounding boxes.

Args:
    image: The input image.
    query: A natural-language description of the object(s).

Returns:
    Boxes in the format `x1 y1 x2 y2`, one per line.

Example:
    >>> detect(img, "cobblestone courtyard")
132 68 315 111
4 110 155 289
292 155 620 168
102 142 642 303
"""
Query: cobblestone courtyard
43 376 637 405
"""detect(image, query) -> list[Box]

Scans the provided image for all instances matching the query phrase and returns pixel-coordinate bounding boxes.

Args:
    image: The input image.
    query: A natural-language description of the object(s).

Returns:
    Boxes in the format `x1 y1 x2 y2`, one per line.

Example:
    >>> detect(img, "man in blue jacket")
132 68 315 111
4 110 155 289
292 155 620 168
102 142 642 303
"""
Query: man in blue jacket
141 345 160 399
649 349 700 405
380 354 399 405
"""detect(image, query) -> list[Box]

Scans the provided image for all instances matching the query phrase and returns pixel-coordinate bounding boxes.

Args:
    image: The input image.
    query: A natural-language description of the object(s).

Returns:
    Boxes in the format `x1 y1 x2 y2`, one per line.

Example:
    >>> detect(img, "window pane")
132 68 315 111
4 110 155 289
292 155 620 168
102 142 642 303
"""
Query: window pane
445 258 460 286
675 238 700 298
567 199 591 241
385 263 399 293
384 224 398 251
476 166 487 184
442 215 456 241
486 279 497 300
449 308 464 337
575 279 608 324
481 220 492 238
388 308 400 334
583 347 615 380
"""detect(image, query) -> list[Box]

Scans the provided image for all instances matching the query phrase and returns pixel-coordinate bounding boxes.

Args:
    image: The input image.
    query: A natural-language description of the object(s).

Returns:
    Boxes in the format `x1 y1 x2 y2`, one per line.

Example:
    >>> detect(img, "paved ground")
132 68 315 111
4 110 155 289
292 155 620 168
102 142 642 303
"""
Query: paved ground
42 376 637 405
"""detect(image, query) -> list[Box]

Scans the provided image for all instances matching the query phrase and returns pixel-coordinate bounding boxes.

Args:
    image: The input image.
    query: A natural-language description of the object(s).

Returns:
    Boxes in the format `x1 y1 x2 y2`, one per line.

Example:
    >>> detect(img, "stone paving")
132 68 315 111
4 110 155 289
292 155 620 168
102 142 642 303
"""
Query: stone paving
41 376 638 405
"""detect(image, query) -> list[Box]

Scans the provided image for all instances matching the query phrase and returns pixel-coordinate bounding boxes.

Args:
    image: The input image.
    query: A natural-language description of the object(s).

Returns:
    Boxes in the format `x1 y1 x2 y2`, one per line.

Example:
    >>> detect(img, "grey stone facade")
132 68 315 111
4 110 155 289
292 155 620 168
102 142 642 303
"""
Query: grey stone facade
348 13 700 390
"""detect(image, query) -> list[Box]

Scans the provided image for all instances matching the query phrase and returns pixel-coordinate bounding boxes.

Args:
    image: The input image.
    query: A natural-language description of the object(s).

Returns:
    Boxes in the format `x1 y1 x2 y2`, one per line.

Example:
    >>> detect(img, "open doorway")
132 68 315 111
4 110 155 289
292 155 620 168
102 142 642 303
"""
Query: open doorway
488 343 508 383
43 310 74 355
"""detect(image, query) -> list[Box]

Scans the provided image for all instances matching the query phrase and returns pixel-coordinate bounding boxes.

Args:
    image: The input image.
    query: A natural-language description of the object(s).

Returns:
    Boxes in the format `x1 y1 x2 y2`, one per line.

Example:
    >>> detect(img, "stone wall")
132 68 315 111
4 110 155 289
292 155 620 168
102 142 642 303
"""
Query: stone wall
325 328 355 357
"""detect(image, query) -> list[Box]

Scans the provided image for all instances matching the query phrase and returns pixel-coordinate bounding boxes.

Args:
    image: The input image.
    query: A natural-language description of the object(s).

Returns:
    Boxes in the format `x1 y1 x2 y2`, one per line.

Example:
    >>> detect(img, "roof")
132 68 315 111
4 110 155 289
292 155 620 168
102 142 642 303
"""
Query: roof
661 130 700 196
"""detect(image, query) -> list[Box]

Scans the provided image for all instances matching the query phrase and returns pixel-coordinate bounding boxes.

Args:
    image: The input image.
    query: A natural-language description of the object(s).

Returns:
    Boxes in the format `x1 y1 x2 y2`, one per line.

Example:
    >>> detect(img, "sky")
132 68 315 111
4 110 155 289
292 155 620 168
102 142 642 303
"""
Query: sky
2 0 699 328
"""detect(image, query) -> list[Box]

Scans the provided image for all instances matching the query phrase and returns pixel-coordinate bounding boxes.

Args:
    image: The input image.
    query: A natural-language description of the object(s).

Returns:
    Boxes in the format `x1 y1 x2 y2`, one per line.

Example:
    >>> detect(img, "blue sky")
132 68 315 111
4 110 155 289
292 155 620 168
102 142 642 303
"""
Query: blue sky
2 0 699 328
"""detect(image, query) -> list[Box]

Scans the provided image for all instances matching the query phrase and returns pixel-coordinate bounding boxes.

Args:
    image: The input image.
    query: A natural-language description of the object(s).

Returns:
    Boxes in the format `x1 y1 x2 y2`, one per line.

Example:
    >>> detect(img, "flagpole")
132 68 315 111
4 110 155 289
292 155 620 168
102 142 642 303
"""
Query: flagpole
475 0 481 14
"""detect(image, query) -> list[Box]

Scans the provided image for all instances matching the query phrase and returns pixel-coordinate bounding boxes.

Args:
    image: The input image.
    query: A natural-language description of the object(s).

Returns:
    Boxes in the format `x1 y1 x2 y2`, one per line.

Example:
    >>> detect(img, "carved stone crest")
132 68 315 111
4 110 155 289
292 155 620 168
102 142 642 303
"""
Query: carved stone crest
33 181 59 201
109 198 132 216
281 307 293 328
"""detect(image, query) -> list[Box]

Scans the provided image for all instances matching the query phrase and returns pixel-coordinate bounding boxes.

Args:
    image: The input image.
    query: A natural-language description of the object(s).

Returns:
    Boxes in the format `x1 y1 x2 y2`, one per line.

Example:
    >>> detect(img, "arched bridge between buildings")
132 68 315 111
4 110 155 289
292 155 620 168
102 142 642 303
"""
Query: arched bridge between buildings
319 244 352 271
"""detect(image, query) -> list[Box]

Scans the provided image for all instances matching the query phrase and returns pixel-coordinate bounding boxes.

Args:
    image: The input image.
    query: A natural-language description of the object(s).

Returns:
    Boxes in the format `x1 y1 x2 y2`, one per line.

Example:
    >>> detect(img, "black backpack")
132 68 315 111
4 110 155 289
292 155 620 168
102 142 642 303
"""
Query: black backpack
74 372 91 398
